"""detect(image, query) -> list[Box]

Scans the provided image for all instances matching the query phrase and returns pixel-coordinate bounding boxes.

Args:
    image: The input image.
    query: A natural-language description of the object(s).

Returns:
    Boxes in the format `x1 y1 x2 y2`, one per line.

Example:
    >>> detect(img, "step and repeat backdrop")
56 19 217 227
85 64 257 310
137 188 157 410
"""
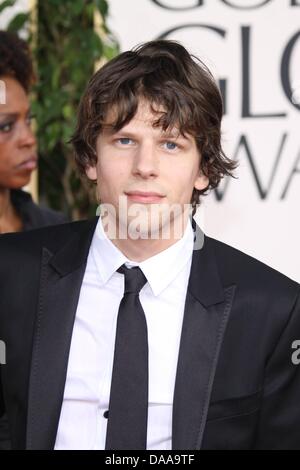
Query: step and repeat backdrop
108 0 300 281
1 0 299 281
0 0 29 29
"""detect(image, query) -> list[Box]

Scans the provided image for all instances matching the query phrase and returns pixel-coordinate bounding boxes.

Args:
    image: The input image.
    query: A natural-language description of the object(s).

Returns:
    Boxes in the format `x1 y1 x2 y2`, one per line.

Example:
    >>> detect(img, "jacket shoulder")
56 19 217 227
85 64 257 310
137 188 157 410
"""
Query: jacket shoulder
0 218 97 260
206 235 299 299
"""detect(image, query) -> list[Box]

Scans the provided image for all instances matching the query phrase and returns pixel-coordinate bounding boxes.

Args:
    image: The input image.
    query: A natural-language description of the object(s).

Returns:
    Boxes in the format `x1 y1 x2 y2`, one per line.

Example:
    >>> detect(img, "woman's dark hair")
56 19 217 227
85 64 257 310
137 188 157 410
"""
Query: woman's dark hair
71 40 237 213
0 30 35 92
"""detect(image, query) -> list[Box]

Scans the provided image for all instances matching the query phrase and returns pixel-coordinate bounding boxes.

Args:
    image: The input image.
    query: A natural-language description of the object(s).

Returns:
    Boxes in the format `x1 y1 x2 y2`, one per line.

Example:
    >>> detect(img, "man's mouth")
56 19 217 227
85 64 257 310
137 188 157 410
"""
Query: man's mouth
125 191 165 203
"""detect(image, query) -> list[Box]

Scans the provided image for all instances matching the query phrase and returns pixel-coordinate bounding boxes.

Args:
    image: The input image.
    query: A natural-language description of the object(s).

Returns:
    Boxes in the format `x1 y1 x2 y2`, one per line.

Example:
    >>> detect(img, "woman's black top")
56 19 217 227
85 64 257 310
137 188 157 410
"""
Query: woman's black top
10 189 68 231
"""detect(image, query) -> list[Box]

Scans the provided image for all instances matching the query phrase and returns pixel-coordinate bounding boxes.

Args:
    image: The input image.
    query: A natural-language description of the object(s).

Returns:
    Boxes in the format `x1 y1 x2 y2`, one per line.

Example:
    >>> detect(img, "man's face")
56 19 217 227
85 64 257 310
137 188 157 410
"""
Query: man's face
86 100 209 239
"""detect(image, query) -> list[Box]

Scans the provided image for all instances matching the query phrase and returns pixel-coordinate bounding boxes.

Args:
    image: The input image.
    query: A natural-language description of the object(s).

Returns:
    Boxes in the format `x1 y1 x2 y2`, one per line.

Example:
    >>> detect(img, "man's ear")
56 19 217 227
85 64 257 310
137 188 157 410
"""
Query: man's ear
85 165 97 181
194 171 209 191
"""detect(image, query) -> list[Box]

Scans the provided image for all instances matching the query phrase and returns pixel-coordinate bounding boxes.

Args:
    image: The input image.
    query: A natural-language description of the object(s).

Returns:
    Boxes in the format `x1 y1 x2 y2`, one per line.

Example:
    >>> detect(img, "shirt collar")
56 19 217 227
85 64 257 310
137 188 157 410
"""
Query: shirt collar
90 216 194 296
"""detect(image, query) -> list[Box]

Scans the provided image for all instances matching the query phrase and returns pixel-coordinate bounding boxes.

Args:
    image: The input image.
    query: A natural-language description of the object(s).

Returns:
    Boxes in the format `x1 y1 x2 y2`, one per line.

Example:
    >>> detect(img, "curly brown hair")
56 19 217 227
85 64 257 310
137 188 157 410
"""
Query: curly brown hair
71 40 237 215
0 30 35 92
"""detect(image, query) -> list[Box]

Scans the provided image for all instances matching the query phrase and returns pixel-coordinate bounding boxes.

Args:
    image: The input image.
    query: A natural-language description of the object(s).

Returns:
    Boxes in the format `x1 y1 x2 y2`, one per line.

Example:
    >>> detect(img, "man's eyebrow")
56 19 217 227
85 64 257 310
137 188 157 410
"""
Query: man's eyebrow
104 128 138 138
160 130 191 140
102 126 192 141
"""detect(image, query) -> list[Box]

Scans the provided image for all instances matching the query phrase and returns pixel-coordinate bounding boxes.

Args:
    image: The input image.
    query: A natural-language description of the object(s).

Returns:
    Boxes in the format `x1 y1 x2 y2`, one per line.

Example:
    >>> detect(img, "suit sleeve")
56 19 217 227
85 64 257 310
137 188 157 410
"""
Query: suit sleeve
254 289 300 449
0 370 11 449
0 241 12 449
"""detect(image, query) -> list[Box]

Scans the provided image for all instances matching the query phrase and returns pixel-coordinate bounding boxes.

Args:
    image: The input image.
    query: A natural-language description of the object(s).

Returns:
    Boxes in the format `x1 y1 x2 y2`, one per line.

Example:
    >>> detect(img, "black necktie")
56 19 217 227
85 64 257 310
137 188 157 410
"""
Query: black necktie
105 264 149 450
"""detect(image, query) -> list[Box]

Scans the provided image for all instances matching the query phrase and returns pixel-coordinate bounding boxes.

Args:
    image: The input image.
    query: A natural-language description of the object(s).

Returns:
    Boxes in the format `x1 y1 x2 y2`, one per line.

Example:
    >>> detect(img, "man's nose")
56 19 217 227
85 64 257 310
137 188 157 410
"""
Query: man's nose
132 142 159 178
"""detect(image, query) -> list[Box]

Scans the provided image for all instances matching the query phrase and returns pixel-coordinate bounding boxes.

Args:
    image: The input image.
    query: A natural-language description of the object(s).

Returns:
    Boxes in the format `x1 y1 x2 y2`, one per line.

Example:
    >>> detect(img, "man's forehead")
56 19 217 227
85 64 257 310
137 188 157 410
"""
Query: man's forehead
104 99 163 122
102 100 186 138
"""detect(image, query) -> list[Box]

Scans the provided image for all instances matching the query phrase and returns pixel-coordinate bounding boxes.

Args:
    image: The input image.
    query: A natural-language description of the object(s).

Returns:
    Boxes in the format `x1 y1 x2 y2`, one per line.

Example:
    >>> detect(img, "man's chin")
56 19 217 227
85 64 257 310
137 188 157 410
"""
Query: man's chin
120 212 188 241
99 199 191 241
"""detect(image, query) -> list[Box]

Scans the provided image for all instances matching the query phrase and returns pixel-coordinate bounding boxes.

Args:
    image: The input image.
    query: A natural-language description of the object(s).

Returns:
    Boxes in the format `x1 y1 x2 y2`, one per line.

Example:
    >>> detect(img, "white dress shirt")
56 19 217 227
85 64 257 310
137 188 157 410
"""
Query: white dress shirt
54 217 194 450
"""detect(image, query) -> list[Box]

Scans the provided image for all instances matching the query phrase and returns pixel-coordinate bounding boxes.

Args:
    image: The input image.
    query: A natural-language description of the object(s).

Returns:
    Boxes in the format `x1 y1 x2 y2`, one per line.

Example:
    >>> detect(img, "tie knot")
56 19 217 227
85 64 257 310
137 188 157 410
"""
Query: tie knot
117 264 147 295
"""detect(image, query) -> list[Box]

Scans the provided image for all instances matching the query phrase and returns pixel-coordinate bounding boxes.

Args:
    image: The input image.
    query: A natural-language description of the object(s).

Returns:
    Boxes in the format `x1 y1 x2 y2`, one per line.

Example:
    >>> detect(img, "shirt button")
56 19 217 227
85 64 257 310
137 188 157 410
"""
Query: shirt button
103 410 109 419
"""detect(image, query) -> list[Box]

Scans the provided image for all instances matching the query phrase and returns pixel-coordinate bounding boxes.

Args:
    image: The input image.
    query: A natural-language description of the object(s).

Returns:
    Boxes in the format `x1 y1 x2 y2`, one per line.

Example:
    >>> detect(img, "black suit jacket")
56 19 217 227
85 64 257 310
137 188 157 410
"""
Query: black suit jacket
0 217 299 450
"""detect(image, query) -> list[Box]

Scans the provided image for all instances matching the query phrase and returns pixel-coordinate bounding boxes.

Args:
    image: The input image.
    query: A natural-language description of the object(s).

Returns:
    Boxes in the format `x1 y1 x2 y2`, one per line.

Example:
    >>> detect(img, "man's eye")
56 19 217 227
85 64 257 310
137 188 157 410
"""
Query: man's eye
118 137 133 145
164 141 178 150
0 122 14 133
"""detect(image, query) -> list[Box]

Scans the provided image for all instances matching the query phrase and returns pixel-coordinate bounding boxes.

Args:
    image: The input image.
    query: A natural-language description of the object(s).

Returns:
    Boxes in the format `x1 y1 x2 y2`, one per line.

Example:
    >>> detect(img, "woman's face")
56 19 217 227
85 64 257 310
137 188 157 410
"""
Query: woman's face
0 76 37 189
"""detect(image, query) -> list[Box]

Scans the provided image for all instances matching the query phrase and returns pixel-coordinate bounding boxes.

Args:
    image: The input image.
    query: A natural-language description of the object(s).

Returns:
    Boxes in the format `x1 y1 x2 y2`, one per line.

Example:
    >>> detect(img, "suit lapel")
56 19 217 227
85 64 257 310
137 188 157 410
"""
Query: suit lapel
26 216 235 450
26 218 98 449
172 228 236 450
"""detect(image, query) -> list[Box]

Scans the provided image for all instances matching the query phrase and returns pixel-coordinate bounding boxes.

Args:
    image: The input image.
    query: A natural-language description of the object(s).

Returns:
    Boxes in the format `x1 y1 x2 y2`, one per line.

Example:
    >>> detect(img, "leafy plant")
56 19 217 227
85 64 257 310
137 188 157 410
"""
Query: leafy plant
2 0 119 219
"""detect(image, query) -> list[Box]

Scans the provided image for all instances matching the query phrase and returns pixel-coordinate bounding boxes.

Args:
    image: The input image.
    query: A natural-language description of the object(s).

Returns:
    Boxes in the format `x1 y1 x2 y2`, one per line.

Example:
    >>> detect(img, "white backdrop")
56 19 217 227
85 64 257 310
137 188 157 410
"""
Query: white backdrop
1 0 299 281
0 0 29 29
107 0 300 282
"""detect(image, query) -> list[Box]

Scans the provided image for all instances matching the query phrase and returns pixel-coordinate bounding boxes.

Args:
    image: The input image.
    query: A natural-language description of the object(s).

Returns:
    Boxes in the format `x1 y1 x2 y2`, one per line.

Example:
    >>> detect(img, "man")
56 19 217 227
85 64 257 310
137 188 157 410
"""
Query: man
0 40 299 450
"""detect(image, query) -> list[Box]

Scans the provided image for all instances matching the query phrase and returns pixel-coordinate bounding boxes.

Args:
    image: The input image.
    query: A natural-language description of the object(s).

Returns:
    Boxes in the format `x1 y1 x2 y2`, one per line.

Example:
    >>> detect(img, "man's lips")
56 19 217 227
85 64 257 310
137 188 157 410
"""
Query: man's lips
15 157 37 171
125 191 165 203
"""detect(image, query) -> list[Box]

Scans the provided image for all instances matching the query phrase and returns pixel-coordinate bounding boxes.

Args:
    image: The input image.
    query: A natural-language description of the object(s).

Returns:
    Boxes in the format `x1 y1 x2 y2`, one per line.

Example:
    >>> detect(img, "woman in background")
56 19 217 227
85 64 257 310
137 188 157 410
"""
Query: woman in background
0 30 67 234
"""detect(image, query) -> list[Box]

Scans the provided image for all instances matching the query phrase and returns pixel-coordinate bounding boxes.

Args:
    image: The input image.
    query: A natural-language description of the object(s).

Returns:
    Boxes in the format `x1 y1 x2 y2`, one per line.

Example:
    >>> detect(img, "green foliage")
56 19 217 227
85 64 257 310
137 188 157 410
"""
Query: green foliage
7 12 29 31
0 0 16 14
1 0 119 219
